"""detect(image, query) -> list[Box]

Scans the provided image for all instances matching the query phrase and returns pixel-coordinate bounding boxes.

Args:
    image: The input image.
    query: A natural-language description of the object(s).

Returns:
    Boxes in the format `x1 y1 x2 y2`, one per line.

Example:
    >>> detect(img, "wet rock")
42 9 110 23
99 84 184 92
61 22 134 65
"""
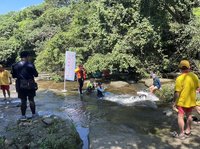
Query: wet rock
42 117 54 125
110 81 129 88
4 138 13 146
2 115 82 149
163 109 173 117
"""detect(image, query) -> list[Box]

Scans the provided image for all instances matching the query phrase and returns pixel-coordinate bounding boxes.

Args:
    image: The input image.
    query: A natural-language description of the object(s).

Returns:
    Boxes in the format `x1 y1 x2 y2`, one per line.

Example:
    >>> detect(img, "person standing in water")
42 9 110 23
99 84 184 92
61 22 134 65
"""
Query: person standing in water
11 51 38 120
173 60 199 139
0 65 12 101
75 64 86 95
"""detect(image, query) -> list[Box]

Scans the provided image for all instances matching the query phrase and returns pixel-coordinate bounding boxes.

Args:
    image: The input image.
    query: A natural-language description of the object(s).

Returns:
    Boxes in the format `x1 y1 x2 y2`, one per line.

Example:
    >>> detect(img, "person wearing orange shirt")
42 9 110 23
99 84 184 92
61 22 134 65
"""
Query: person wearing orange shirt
75 64 86 95
173 60 199 139
0 65 12 101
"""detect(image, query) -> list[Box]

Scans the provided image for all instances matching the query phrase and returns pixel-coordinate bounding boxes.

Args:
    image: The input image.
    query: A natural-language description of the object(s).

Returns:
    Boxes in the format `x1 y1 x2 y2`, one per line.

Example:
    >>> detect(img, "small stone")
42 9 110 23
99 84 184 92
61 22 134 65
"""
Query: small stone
163 110 173 117
42 117 54 125
5 139 13 146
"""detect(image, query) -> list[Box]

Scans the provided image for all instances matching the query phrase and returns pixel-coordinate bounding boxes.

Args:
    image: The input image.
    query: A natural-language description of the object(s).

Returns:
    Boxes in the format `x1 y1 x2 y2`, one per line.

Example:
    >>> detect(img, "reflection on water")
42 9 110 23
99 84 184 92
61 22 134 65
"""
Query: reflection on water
76 126 89 149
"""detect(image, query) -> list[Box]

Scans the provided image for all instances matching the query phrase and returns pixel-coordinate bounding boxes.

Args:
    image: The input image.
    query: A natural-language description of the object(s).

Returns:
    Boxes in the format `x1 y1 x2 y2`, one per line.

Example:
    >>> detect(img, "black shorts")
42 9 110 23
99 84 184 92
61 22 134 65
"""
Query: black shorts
18 89 36 99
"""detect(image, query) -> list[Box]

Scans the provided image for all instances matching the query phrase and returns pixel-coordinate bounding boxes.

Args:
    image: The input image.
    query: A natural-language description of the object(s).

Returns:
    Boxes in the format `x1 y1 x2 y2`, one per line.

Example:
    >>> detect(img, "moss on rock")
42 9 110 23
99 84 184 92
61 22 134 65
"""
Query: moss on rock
1 115 82 149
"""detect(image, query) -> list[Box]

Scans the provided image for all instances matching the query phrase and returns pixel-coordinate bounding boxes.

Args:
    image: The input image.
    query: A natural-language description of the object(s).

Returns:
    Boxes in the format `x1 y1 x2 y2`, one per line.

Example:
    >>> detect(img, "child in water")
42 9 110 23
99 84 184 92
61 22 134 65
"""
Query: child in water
97 82 104 98
86 78 95 94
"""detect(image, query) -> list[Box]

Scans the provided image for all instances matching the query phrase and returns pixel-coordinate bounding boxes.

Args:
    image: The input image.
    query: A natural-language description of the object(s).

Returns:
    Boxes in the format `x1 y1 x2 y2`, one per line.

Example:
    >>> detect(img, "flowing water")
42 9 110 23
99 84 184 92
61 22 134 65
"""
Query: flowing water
0 85 174 149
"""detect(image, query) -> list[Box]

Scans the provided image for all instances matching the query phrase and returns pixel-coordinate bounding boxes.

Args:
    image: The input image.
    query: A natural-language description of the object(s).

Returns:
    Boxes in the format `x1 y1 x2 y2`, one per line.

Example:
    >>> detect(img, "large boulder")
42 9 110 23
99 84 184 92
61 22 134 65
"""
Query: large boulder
0 115 82 149
109 81 129 88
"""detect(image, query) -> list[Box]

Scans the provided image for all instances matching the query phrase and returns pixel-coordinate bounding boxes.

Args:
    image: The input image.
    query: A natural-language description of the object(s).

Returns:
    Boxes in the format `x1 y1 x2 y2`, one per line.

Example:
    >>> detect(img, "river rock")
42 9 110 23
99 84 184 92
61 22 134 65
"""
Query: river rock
110 81 129 88
4 139 13 147
163 109 173 117
2 115 82 149
42 117 54 125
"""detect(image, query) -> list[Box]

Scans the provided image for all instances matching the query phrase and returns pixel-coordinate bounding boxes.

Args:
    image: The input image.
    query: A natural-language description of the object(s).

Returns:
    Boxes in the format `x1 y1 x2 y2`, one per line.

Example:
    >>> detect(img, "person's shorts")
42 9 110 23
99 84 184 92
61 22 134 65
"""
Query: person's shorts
0 85 10 91
154 86 158 90
177 106 193 115
18 89 36 99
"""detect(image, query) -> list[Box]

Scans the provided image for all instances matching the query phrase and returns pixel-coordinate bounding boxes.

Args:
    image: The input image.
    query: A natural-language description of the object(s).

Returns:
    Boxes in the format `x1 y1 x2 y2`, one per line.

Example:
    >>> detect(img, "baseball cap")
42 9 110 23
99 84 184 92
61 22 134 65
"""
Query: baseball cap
179 60 190 69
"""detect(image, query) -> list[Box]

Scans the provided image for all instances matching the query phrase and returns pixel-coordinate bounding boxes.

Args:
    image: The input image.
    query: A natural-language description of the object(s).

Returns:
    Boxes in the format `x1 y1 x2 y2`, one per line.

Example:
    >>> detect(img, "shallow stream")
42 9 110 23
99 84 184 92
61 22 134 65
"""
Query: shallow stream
0 84 175 149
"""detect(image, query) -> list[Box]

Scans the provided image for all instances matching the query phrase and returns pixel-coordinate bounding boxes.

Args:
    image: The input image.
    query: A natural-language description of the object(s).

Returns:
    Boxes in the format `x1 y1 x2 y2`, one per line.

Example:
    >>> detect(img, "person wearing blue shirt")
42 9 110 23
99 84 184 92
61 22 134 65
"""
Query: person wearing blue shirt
149 73 161 93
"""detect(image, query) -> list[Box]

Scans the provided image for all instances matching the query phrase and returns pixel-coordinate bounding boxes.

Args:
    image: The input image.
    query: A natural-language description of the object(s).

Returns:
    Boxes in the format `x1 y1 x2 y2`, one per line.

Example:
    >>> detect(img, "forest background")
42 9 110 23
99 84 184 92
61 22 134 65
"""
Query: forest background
0 0 200 80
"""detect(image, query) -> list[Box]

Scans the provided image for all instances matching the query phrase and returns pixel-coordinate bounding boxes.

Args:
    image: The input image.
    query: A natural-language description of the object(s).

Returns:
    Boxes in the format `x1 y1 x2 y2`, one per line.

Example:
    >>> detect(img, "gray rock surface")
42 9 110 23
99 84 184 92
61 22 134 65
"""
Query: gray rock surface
110 81 129 88
0 115 82 149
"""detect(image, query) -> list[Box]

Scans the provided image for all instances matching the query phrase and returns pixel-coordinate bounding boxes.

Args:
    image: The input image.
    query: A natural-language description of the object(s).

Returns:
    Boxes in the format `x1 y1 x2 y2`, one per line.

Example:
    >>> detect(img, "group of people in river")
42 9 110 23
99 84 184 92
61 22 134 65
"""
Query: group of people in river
74 59 200 140
1 51 200 140
75 64 105 98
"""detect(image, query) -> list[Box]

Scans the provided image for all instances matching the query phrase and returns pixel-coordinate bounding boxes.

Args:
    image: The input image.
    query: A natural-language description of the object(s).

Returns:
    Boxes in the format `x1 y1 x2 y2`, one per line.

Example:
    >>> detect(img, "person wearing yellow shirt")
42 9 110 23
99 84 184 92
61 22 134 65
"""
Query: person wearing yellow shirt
195 88 200 115
0 65 12 101
173 60 199 139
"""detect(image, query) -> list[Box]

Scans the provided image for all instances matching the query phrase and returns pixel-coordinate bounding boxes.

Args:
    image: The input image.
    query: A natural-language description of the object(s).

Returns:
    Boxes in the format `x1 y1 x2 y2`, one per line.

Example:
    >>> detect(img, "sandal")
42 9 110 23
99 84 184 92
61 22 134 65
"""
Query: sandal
184 132 191 138
171 131 186 140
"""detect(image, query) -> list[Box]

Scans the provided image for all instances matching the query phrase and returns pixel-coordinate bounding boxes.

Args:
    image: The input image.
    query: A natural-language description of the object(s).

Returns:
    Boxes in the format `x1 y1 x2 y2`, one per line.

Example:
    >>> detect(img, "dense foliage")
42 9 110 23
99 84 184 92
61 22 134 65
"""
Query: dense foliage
0 0 199 78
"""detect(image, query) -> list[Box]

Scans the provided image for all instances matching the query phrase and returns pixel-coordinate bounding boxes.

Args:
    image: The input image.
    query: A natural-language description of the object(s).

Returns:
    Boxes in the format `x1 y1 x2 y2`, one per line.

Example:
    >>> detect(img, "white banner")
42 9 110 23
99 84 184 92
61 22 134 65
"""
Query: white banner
64 51 76 81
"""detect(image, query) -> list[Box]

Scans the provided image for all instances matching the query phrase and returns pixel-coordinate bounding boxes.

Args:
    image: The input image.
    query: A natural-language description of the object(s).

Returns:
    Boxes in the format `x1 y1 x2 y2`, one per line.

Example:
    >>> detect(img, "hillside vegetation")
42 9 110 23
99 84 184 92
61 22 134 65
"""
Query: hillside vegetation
0 0 200 78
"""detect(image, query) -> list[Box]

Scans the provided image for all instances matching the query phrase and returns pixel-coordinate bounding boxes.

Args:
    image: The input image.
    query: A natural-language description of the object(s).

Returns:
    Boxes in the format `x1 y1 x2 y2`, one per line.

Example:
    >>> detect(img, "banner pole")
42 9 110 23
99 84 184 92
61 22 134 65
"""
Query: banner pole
63 76 67 92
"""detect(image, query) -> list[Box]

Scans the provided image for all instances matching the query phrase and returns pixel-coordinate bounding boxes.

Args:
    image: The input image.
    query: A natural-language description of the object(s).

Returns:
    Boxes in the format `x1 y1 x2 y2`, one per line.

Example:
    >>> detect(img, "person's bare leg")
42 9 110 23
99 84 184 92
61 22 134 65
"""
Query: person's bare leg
2 90 6 99
149 86 154 93
185 112 192 134
178 114 185 135
195 106 200 115
7 89 10 98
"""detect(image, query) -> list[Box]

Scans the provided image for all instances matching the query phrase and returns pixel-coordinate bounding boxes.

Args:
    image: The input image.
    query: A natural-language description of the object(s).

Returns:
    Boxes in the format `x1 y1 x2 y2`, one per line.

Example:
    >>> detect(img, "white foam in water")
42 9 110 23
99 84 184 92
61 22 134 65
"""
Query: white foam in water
103 91 159 109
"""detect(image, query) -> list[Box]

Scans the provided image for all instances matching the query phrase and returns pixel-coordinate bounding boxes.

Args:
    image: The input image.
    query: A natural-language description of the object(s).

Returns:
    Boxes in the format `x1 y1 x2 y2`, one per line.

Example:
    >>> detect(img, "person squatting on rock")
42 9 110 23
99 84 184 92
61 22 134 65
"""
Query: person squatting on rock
11 51 38 120
0 64 12 101
172 60 199 139
149 73 161 94
75 64 86 95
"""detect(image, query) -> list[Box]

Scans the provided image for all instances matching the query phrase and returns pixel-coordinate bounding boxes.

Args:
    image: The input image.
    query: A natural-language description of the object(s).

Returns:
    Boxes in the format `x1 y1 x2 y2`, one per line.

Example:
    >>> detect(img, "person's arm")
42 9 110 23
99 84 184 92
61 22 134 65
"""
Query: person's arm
7 71 12 84
32 64 38 77
173 91 180 102
172 91 179 112
172 77 181 112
